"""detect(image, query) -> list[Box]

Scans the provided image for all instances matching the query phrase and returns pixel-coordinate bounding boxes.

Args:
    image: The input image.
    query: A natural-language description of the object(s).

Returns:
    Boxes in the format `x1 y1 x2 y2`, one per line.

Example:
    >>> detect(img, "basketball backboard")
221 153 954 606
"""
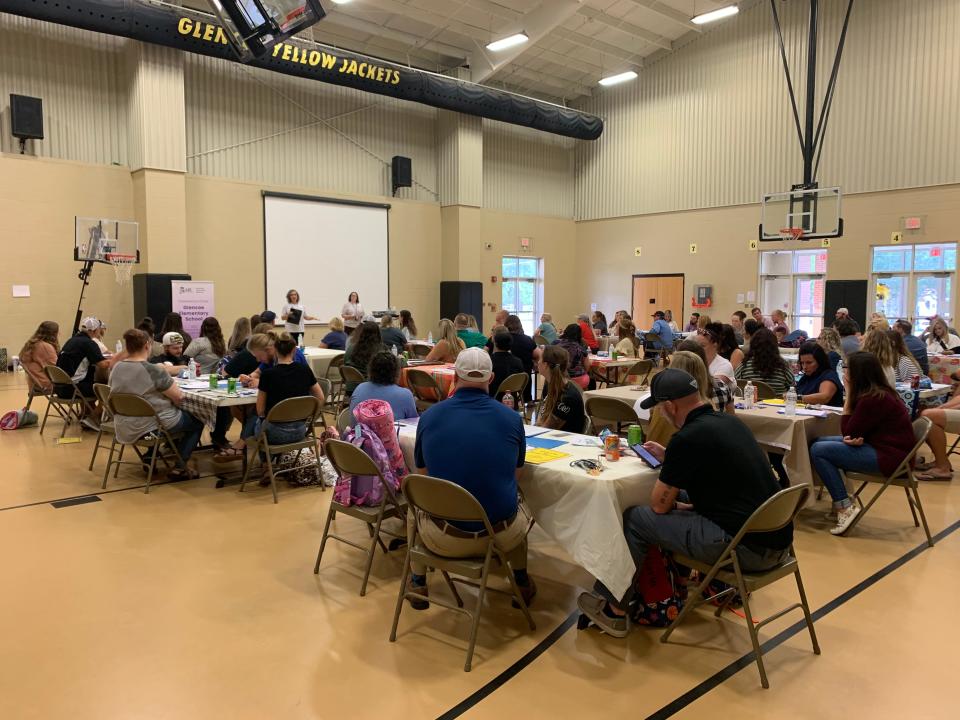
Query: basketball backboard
760 186 843 241
74 217 139 264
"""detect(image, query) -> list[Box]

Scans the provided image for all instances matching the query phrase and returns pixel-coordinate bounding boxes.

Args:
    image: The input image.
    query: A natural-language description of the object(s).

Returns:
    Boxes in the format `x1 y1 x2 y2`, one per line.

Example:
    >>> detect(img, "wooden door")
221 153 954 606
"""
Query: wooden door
632 275 684 325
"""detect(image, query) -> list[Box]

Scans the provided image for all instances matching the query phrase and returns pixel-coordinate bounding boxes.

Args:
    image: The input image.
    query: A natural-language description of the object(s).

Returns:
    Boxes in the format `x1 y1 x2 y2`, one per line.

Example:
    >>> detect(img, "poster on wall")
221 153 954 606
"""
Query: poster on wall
171 281 215 339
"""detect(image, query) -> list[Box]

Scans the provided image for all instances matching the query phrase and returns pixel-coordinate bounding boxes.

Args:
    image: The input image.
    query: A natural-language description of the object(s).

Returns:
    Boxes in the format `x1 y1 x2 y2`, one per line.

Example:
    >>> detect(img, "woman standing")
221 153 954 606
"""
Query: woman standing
810 352 915 535
281 289 317 345
536 345 585 432
425 319 465 363
341 292 364 336
19 321 60 392
795 342 844 406
184 317 227 375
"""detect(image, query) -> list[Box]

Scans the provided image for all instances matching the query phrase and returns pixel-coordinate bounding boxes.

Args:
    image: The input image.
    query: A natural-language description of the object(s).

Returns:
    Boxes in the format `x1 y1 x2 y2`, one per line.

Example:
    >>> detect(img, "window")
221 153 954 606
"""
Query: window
501 256 543 335
871 243 956 334
759 249 828 337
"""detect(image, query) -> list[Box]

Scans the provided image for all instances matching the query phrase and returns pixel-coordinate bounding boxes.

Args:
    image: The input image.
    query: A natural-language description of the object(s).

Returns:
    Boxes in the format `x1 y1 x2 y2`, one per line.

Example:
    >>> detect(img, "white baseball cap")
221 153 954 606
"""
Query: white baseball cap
80 317 102 332
454 347 493 383
162 332 184 346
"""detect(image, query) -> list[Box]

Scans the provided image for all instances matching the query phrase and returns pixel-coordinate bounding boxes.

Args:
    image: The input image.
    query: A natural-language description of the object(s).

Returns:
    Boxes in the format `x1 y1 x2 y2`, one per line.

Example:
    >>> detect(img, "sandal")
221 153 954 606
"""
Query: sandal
167 467 199 481
213 447 245 463
915 468 953 481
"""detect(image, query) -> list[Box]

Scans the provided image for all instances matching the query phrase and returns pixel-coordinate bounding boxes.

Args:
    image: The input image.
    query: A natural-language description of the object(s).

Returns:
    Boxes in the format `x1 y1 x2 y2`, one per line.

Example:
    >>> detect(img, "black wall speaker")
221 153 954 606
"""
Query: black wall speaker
392 155 412 195
133 273 192 337
440 281 482 326
10 95 44 140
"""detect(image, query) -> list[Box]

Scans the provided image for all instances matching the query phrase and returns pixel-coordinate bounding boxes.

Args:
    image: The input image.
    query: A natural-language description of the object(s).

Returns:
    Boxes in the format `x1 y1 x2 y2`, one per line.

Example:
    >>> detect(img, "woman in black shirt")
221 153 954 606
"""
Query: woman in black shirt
536 345 585 432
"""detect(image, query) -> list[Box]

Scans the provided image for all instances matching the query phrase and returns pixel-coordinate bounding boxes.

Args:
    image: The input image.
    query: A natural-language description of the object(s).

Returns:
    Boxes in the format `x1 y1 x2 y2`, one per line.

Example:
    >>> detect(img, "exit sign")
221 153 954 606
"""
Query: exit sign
903 216 923 230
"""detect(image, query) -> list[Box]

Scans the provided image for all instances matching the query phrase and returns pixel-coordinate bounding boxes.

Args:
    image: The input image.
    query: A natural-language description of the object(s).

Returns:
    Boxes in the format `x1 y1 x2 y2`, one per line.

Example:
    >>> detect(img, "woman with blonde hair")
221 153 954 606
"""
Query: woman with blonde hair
536 345 585 432
613 320 642 358
237 328 308 389
668 351 713 407
425 318 465 363
868 312 890 332
887 329 923 382
861 328 897 387
320 317 347 350
227 316 252 354
696 314 711 331
19 321 60 391
926 317 960 355
817 326 844 369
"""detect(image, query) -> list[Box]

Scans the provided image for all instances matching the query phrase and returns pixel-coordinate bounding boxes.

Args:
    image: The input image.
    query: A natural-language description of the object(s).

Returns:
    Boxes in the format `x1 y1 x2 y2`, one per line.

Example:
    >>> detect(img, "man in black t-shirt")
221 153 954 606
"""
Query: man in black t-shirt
56 317 109 400
489 332 525 400
578 369 792 638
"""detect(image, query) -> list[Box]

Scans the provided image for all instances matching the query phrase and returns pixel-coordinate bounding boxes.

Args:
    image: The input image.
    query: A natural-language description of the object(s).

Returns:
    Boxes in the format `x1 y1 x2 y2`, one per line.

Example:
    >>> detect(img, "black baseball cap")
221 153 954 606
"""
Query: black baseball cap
261 310 277 323
640 368 700 410
651 310 665 318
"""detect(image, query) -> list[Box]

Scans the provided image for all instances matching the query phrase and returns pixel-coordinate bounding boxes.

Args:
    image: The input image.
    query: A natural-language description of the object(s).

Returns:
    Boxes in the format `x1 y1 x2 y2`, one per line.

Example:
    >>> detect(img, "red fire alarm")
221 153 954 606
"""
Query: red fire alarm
904 216 923 230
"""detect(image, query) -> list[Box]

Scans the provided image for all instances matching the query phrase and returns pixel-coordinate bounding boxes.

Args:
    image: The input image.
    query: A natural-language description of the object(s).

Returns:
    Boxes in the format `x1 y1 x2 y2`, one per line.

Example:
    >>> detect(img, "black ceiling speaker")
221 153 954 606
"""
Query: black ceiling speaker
11 94 44 142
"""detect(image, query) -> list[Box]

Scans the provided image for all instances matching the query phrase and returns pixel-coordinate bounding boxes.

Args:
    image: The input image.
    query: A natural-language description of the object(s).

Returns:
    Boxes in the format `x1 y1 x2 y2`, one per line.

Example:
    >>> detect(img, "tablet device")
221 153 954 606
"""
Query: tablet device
631 443 662 469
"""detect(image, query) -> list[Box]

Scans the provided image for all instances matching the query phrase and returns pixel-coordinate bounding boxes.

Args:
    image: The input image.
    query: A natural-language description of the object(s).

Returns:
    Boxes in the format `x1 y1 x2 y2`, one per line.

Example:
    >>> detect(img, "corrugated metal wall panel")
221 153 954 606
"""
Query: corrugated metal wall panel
483 119 574 218
127 42 186 172
0 14 127 164
184 54 438 202
575 0 960 221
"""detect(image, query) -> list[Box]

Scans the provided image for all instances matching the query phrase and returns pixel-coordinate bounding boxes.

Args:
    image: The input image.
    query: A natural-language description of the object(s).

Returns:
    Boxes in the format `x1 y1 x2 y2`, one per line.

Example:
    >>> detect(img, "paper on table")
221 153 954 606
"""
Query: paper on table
524 426 549 437
777 408 830 418
569 437 603 447
526 437 567 450
525 448 570 464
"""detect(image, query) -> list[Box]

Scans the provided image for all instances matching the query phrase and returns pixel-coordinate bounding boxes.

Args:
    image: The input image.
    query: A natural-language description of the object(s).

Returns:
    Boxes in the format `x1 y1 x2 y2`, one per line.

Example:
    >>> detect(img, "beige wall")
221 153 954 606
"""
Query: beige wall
0 154 134 357
575 184 960 325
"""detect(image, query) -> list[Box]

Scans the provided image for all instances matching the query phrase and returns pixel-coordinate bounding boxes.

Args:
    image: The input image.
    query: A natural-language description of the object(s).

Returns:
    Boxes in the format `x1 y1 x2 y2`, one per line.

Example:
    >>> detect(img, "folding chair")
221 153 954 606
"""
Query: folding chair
325 355 345 411
736 378 777 400
840 417 934 546
40 365 95 438
87 383 115 471
337 366 365 413
314 438 407 596
661 485 820 689
315 377 331 427
619 359 653 388
495 372 528 409
533 334 548 348
644 333 671 364
24 379 50 412
585 396 640 435
406 368 444 413
238 396 323 504
336 407 354 436
102 393 186 493
389 474 536 672
410 343 431 359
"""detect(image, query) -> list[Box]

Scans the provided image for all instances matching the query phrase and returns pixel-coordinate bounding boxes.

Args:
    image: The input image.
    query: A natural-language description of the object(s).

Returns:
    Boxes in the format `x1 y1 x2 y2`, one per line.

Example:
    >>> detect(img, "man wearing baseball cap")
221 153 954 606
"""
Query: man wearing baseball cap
578 368 792 637
55 317 109 418
149 332 190 376
406 347 536 610
646 310 675 352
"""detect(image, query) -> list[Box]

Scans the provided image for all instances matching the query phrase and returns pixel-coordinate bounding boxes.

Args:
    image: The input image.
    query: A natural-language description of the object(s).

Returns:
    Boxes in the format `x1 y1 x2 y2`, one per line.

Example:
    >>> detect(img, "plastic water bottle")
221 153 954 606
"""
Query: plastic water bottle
298 334 305 350
502 393 515 410
427 331 434 344
785 387 798 416
391 345 398 357
743 381 755 410
188 358 198 378
115 340 123 354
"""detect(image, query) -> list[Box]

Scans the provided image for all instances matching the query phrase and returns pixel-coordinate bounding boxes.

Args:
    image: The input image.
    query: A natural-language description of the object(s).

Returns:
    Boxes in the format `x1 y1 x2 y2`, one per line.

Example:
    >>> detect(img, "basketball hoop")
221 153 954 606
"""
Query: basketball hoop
779 227 805 242
105 253 136 286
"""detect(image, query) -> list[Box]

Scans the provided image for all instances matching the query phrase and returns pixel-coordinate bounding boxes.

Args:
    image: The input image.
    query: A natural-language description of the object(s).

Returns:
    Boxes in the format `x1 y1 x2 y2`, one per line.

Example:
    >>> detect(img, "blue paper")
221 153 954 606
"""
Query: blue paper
525 437 567 450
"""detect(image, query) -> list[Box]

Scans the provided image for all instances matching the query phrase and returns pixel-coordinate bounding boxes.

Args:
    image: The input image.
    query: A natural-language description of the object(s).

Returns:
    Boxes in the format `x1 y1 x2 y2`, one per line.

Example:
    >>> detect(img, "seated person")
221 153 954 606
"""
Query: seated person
926 317 960 355
159 312 193 348
503 315 537 402
592 311 608 336
213 323 275 449
817 327 844 370
918 392 960 480
646 311 675 351
734 327 796 395
672 342 735 415
92 322 110 355
729 311 747 344
552 323 592 390
239 329 308 388
226 316 252 358
697 323 737 382
887 329 924 383
455 313 488 349
320 317 348 351
836 318 862 357
796 342 844 406
613 320 642 357
150 332 191 375
578 369 792 637
425 319 465 363
771 309 789 334
109 329 204 479
893 319 928 376
536 345 586 432
380 314 407 353
399 310 418 341
184 317 227 375
217 331 324 461
537 313 558 344
861 328 898 387
406 348 535 608
20 321 60 392
717 323 744 369
349 351 418 420
684 312 700 333
810 352 915 533
577 314 600 352
55 317 108 405
341 321 385 394
489 332 526 401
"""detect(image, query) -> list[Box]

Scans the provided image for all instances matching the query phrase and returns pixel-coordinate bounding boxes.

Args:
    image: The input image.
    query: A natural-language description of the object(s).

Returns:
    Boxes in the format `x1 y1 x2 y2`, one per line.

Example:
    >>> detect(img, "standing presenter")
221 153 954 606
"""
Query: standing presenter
281 289 317 345
341 291 364 336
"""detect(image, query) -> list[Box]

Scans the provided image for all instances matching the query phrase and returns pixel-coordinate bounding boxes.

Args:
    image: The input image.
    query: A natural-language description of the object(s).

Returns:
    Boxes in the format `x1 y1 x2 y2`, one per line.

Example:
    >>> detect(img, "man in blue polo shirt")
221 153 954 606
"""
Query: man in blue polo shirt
647 310 675 351
407 347 535 609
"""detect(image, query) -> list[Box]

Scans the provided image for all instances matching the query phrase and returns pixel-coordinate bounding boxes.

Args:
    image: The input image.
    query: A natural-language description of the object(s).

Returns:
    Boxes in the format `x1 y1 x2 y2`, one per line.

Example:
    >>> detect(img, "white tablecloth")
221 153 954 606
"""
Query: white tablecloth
303 348 344 378
396 424 658 601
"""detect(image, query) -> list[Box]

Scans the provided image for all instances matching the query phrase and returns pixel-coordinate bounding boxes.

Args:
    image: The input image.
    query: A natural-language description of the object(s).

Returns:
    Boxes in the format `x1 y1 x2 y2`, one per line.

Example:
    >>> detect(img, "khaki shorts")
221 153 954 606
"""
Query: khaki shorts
943 408 960 434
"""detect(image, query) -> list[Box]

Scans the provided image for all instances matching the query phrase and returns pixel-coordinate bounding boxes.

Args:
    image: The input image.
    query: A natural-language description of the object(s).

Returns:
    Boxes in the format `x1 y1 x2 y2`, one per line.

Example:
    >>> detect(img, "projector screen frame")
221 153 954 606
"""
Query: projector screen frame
261 191 391 323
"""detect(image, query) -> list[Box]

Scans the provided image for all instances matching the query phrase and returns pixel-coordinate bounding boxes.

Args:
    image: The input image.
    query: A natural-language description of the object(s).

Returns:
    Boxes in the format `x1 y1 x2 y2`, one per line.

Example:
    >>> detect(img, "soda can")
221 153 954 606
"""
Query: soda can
911 374 920 390
227 377 237 394
627 424 643 447
604 433 621 462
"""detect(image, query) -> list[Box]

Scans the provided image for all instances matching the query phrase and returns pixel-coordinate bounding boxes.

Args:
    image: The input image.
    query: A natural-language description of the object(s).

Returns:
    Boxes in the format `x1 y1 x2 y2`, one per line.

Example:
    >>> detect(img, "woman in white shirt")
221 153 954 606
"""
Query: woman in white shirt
696 323 735 382
926 317 960 355
341 291 364 336
281 289 316 345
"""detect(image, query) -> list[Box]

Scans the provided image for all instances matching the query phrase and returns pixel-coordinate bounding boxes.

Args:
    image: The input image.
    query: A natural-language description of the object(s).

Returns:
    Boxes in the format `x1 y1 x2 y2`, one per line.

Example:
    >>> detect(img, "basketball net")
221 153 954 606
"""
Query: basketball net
106 253 136 287
779 227 805 242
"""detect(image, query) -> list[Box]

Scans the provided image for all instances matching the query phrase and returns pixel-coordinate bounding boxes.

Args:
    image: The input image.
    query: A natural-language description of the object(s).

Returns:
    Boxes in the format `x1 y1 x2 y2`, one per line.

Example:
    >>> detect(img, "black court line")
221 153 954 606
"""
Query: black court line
645 517 960 720
0 483 150 513
50 495 102 509
436 609 580 720
437 518 960 720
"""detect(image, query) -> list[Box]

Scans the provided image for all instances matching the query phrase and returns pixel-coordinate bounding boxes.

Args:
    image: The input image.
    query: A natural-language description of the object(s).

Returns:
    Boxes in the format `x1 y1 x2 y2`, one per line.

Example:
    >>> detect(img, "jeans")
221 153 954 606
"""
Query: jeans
595 506 790 606
169 411 205 464
241 414 307 445
810 436 880 505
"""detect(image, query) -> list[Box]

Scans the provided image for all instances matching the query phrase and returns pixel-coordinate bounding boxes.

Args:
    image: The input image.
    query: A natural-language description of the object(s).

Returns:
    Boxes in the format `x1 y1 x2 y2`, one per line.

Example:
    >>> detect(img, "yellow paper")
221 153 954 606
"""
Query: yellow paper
525 448 570 465
56 437 82 445
762 398 786 405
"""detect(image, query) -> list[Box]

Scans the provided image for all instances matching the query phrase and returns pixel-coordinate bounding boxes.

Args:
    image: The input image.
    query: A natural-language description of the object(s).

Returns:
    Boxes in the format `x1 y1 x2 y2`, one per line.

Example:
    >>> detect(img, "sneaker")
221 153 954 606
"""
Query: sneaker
576 592 629 638
81 417 100 432
512 577 537 609
830 504 861 535
406 579 429 610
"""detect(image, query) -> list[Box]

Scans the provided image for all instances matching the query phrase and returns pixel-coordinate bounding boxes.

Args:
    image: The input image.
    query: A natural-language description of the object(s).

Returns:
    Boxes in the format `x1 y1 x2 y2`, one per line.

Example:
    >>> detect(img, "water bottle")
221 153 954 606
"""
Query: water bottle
188 358 198 378
785 387 798 416
427 331 434 344
298 334 305 350
115 340 123 354
391 345 398 357
502 393 515 410
743 381 755 410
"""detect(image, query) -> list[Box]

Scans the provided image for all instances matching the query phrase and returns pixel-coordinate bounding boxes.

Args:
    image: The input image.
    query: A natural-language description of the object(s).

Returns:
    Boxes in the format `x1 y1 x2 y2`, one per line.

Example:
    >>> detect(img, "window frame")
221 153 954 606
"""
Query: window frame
501 255 544 335
870 242 957 333
758 248 828 337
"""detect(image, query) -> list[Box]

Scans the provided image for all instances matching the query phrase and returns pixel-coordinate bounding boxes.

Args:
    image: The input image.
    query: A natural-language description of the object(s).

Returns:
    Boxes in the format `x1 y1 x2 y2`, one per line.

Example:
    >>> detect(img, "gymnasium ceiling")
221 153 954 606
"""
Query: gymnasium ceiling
174 0 742 105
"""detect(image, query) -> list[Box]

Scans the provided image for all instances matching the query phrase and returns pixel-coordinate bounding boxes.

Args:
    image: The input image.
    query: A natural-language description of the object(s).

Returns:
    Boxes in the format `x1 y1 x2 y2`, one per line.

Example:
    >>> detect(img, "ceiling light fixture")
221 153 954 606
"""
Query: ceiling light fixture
691 4 739 25
486 33 529 52
598 70 638 87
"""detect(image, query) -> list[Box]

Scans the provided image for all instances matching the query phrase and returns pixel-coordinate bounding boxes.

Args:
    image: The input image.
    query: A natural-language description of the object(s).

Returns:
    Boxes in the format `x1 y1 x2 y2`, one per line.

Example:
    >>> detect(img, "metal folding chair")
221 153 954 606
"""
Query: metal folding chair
406 368 445 412
40 365 95 438
661 485 820 689
495 372 528 409
337 366 366 413
585 396 640 435
389 474 535 672
102 393 186 493
736 378 777 400
87 383 115 471
410 344 431 359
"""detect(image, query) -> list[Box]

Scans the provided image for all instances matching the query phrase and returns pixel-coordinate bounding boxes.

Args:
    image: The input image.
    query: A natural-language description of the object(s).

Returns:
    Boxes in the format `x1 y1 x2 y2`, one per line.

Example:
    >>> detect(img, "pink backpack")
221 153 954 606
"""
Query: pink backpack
333 400 407 507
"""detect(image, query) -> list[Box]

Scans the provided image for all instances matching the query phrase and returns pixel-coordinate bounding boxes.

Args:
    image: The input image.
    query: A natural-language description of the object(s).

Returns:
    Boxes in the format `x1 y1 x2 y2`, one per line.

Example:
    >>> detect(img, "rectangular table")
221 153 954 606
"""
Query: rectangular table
396 424 658 601
178 379 256 428
303 347 344 378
